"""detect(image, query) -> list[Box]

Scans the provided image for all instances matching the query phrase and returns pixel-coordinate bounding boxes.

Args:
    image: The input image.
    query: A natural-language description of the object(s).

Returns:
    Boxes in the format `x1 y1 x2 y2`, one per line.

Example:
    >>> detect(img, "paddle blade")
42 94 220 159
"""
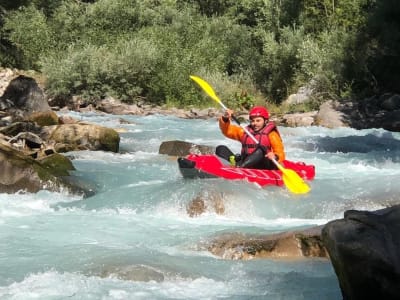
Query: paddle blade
281 168 311 194
190 75 221 105
272 158 310 194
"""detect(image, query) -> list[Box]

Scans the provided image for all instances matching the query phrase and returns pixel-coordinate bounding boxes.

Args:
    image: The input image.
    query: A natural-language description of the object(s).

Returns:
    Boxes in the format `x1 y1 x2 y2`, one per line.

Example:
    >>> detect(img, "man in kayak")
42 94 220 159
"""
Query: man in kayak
218 106 285 169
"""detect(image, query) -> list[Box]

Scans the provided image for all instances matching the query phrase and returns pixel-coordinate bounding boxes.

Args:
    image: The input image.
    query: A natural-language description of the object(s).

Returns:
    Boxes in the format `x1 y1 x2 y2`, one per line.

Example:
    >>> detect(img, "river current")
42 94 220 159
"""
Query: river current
1 111 400 299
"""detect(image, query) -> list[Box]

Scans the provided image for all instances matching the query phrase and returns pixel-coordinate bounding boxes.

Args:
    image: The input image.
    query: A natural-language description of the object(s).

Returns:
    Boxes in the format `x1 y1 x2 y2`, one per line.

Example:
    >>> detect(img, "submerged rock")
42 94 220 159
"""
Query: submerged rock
187 190 225 217
322 205 400 300
206 226 327 260
100 265 164 282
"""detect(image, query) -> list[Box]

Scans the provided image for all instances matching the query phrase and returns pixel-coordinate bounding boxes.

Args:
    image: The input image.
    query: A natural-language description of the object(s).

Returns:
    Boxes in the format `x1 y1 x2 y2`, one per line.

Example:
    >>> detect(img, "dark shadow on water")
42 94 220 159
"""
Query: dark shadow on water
302 132 400 155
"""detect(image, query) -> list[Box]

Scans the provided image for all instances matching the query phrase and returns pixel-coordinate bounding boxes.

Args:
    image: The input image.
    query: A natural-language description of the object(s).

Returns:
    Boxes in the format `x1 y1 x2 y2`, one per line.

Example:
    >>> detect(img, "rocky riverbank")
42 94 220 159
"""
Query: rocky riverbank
0 71 120 196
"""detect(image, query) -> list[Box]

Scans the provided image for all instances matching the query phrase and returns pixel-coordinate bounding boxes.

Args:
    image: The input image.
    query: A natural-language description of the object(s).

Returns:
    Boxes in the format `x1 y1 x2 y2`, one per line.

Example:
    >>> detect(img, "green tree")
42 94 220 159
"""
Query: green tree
2 4 53 69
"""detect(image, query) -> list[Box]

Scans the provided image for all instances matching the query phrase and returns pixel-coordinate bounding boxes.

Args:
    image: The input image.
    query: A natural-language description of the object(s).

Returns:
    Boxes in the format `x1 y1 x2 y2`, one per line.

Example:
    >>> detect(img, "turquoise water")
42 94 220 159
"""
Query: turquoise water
1 111 400 299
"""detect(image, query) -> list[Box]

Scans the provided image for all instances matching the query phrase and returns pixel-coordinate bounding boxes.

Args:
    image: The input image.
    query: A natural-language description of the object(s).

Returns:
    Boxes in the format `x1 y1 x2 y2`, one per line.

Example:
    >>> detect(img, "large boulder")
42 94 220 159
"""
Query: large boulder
0 75 57 125
159 140 214 156
315 100 349 128
207 226 327 260
41 123 120 153
322 206 400 300
0 140 91 196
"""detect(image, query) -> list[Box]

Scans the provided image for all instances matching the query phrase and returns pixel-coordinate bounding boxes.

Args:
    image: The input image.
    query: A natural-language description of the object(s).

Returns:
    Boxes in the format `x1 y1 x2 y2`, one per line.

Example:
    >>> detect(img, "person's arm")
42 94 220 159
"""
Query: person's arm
218 115 244 141
268 131 285 162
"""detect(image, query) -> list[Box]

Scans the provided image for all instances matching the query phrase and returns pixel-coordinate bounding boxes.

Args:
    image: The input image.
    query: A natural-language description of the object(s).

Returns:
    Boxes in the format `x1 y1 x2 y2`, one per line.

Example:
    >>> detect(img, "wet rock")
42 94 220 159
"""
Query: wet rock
37 153 75 177
0 140 89 195
207 226 327 260
41 123 120 153
159 140 214 156
101 265 164 282
322 205 400 300
187 191 225 217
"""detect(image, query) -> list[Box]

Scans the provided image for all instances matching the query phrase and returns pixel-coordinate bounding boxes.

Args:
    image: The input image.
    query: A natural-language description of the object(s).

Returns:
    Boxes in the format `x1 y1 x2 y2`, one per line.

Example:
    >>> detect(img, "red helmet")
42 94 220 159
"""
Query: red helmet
249 106 269 119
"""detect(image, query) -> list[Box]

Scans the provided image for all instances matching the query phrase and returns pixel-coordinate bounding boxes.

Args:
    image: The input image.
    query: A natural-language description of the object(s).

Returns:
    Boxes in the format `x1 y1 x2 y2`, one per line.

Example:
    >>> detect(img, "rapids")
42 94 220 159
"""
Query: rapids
1 111 400 299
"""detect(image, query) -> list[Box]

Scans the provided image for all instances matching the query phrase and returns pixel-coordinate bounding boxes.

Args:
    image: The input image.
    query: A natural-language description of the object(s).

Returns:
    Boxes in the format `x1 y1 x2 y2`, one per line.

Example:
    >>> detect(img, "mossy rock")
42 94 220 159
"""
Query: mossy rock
27 110 59 126
37 153 75 177
48 124 120 153
0 141 91 196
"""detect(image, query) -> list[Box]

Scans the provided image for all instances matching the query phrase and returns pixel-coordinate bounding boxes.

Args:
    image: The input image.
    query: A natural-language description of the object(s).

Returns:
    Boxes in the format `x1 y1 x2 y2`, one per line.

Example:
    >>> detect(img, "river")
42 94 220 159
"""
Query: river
1 111 400 299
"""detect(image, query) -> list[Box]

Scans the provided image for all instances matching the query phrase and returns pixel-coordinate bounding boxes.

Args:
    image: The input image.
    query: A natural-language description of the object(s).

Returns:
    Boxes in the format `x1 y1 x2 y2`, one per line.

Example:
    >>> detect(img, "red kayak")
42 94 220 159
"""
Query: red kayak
177 154 315 187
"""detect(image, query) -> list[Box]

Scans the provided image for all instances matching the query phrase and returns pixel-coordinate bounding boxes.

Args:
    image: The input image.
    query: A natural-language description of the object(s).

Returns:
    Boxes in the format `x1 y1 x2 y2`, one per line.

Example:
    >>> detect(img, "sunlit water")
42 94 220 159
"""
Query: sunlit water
1 111 400 299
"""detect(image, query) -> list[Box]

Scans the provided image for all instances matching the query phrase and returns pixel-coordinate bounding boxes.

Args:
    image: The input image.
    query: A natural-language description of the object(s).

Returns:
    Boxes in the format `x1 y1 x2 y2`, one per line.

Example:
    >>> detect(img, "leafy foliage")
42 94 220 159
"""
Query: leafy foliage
1 0 399 108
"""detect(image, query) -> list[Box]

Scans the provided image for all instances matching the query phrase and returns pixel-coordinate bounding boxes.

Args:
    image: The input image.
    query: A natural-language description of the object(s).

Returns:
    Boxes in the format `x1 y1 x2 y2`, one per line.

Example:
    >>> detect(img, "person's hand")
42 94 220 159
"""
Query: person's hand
223 109 234 119
266 151 276 160
222 109 234 122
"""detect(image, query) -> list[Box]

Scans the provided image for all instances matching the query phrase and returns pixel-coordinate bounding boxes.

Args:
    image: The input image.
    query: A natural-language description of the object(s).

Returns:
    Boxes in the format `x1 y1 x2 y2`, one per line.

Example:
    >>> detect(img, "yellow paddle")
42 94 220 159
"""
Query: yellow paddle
190 75 311 194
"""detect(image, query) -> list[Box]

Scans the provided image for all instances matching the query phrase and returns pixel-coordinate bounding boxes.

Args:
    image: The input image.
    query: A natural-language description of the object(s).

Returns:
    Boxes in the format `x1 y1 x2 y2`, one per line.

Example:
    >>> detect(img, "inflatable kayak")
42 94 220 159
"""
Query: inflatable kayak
177 154 315 187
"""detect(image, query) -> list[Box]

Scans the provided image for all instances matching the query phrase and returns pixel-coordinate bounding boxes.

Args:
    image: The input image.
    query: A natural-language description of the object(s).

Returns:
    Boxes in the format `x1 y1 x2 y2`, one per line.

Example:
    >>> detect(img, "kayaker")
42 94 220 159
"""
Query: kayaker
218 106 285 169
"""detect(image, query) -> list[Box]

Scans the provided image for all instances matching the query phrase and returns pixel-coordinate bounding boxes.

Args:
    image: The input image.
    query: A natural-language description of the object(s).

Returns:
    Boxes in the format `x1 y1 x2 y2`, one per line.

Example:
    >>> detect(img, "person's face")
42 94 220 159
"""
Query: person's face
250 117 266 131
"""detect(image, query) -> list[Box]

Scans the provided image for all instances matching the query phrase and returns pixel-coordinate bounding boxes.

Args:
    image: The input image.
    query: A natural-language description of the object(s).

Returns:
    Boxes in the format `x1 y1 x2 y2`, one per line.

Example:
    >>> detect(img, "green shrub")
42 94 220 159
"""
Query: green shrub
42 37 160 102
3 4 54 69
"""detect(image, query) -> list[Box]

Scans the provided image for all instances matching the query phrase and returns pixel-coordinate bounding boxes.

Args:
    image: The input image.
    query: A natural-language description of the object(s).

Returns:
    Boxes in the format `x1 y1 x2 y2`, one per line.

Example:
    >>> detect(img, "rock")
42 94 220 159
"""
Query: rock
207 226 327 260
96 97 144 115
26 110 59 126
37 153 75 177
58 115 79 124
315 100 349 128
187 190 225 217
100 265 164 282
282 111 317 127
0 121 42 137
380 110 400 132
189 107 219 119
322 205 400 300
159 140 215 156
0 68 17 96
0 75 51 119
381 94 400 111
0 141 89 195
8 131 44 153
284 85 314 105
41 123 120 153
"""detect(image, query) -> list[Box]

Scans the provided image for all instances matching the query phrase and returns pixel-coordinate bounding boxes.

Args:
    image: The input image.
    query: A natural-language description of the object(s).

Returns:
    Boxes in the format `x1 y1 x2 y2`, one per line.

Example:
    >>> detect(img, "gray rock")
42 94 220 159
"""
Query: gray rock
101 265 164 282
322 205 400 300
282 111 317 127
315 100 348 128
0 75 50 117
381 94 400 111
159 140 214 156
